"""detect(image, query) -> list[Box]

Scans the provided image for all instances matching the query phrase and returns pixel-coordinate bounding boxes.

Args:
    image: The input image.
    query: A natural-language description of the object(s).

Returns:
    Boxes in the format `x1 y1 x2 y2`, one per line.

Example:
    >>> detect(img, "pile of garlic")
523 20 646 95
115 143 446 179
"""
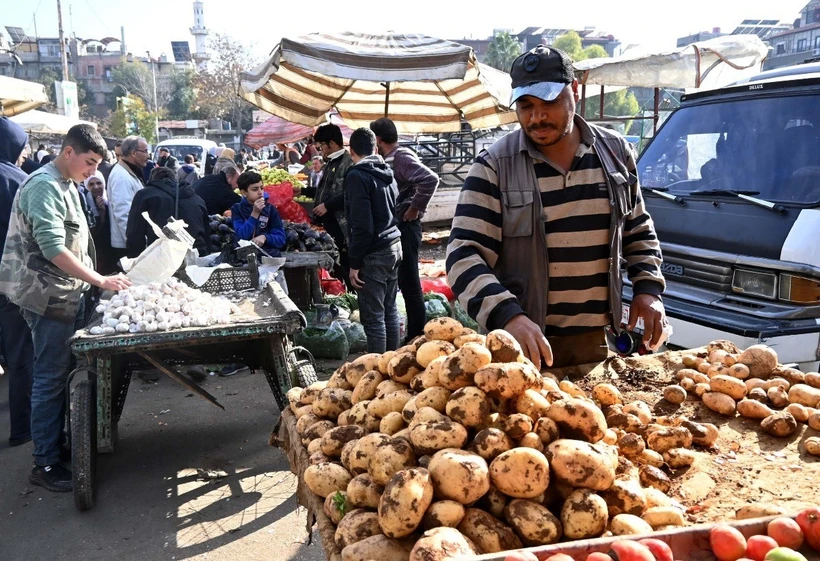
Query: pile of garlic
88 277 240 335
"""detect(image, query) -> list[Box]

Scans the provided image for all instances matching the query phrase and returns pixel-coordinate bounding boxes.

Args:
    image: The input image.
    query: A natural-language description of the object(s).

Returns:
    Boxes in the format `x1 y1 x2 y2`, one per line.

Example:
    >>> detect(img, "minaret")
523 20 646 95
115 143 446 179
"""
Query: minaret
190 0 209 69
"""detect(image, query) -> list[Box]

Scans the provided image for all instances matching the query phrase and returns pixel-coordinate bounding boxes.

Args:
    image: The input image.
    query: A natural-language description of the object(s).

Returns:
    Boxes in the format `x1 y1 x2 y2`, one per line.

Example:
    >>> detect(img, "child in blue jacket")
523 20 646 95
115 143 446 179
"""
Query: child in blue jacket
231 170 286 255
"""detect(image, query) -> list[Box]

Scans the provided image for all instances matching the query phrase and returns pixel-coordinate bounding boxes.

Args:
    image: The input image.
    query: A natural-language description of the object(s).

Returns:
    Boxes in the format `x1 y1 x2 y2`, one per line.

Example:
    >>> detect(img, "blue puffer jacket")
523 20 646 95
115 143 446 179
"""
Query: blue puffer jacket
230 193 287 255
0 117 29 262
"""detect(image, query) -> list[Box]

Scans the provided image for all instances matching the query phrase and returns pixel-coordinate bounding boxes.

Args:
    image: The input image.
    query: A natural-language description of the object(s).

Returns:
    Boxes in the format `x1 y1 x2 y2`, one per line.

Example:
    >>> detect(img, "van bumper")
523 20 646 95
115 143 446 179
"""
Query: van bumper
623 286 820 369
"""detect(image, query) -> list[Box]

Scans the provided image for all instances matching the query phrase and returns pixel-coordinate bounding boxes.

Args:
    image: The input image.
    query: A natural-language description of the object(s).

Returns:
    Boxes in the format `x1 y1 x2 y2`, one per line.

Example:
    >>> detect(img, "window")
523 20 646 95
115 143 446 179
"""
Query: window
813 8 820 23
798 38 808 51
815 36 820 50
87 65 95 76
776 43 786 55
0 67 6 75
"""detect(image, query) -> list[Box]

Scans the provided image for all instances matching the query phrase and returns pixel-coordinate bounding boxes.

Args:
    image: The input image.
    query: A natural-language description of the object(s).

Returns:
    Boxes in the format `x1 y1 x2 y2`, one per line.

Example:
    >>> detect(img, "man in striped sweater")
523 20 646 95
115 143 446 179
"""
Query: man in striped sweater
446 46 667 368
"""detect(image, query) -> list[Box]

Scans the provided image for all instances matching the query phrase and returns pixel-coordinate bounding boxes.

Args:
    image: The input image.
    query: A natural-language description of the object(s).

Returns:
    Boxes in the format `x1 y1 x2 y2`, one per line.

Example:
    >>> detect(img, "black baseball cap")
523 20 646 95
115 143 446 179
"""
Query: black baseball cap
510 46 575 105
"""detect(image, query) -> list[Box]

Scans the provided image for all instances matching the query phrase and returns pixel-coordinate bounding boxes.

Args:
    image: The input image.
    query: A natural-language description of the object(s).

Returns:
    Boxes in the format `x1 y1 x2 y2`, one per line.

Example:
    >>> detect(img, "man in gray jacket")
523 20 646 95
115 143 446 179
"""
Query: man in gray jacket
107 136 148 263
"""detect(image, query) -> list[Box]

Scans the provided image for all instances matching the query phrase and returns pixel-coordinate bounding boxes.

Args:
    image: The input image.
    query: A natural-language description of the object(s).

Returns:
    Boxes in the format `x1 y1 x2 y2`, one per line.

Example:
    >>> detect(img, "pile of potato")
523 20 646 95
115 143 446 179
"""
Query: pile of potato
286 319 724 561
665 342 820 447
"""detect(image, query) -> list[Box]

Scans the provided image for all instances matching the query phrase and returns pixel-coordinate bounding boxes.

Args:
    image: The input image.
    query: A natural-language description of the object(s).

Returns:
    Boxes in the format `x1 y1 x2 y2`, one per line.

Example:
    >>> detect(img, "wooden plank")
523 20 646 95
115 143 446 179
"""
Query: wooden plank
138 351 225 411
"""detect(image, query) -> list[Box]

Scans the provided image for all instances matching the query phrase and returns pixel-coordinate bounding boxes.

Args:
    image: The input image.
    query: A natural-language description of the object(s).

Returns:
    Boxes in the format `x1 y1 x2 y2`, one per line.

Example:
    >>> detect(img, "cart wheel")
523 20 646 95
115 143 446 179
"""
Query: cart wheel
71 379 97 511
290 346 318 387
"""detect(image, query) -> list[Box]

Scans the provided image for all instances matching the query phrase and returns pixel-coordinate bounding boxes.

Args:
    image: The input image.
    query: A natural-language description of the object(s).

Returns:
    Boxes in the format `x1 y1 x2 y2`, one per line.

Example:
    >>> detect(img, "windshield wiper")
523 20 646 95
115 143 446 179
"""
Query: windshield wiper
642 186 686 206
689 189 786 213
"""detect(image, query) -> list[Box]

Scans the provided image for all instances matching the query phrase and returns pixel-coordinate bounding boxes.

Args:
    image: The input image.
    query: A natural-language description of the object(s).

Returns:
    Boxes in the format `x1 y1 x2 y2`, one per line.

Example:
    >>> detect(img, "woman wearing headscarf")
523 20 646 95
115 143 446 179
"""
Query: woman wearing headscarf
78 171 117 275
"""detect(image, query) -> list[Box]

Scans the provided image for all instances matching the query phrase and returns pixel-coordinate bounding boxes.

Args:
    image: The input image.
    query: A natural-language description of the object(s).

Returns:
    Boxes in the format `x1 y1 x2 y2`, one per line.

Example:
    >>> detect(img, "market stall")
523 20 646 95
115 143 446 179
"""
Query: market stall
0 75 48 116
10 109 97 134
271 321 820 561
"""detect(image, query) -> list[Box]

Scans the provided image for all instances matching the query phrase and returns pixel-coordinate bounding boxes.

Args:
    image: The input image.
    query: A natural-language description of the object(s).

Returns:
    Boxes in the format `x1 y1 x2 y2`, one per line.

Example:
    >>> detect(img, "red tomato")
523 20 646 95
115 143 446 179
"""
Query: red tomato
609 540 655 561
545 555 575 561
587 553 612 561
795 507 820 551
639 538 674 561
767 518 804 550
710 524 748 561
505 551 540 561
746 535 779 561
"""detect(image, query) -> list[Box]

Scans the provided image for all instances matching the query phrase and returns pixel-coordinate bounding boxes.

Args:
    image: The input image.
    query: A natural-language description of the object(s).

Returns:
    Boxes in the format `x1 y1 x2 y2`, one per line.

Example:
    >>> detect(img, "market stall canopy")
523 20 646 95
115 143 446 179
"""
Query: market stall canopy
244 112 354 150
0 76 49 116
239 32 516 133
10 110 97 135
574 35 769 90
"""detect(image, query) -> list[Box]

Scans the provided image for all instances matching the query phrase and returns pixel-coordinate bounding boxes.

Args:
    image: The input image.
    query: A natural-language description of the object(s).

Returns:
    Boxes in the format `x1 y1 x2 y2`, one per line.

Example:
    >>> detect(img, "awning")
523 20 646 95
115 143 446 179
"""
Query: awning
244 113 354 150
239 32 516 133
0 76 49 116
10 110 98 135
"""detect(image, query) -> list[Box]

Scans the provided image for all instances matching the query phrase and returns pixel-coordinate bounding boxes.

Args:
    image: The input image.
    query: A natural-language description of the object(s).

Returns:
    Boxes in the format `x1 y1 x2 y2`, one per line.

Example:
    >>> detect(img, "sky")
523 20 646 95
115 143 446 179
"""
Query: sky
2 0 811 63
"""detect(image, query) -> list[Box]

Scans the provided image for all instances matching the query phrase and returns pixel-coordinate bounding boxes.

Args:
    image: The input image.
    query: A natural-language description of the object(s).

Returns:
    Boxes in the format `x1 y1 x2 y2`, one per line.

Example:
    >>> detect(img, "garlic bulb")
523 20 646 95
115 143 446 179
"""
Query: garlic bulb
89 326 104 335
116 323 130 333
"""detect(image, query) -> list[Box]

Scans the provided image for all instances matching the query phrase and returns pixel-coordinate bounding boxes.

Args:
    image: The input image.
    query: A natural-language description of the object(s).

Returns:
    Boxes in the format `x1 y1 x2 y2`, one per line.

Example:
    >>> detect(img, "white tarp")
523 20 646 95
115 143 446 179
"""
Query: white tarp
10 110 97 135
0 76 48 116
574 35 769 90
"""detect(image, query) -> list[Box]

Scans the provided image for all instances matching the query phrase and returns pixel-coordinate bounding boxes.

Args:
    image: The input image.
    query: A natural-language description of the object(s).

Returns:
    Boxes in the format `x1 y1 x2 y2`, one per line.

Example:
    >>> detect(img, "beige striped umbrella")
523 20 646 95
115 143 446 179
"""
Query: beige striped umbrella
238 32 516 134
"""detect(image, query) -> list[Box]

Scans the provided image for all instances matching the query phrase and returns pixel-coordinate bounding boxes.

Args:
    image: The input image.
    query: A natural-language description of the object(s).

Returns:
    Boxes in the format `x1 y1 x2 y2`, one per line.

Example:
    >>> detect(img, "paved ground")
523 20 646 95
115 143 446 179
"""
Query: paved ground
0 369 326 561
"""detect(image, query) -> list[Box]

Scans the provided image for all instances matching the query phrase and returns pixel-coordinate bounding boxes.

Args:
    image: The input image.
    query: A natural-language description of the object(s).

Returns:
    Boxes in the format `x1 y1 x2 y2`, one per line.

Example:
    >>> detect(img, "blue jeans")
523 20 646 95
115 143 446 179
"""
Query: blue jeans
22 299 85 466
357 243 402 353
0 295 34 442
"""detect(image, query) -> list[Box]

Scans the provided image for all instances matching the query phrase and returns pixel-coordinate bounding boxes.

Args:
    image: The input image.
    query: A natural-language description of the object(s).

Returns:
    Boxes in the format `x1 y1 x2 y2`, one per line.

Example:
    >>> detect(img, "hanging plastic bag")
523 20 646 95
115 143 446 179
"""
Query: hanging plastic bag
424 293 451 321
294 322 350 360
263 182 295 206
120 212 193 286
421 277 455 301
332 319 368 354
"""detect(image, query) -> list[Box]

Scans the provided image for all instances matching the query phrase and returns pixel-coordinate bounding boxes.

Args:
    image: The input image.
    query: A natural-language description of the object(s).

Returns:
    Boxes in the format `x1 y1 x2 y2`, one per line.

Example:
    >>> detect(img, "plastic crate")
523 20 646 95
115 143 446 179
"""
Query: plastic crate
178 254 259 295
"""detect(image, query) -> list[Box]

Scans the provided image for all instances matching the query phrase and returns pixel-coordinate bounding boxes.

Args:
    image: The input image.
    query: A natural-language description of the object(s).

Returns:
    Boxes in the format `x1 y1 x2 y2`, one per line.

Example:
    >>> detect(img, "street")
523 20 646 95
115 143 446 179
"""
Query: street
0 369 326 561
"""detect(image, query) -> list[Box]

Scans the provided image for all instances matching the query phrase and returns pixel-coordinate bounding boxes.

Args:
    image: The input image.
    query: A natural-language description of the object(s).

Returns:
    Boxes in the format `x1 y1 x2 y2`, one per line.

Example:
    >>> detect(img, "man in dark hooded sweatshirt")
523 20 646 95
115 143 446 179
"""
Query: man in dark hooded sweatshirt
125 166 211 258
0 117 35 447
344 128 402 353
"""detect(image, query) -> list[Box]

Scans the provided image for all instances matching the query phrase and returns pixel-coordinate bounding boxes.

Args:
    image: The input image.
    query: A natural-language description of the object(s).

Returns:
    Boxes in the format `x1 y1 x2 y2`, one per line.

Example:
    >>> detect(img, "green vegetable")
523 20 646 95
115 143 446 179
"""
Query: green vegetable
332 491 350 518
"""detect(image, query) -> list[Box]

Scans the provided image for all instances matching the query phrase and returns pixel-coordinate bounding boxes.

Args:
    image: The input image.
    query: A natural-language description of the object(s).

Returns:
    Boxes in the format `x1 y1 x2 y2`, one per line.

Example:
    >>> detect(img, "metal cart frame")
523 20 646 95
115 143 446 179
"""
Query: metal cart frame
67 281 317 511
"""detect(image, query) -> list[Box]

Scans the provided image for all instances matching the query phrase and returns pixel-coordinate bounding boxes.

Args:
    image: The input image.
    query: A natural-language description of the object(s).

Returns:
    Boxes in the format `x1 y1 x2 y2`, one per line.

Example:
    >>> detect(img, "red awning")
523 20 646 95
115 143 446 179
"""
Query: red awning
244 113 353 149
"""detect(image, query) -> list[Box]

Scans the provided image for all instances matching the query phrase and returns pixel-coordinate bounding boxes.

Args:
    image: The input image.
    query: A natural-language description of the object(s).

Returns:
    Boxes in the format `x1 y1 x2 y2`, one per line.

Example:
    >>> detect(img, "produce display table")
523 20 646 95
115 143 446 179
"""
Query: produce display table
272 408 342 561
281 251 337 309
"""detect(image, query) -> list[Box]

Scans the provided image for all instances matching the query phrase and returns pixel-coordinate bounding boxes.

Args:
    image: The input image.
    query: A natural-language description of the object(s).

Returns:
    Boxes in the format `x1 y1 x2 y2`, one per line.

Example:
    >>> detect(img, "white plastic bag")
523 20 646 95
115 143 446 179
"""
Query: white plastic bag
120 212 193 286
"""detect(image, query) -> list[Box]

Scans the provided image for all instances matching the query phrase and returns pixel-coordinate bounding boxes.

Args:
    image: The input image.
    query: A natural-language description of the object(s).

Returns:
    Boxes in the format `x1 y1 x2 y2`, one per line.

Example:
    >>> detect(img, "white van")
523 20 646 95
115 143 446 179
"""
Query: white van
153 138 217 164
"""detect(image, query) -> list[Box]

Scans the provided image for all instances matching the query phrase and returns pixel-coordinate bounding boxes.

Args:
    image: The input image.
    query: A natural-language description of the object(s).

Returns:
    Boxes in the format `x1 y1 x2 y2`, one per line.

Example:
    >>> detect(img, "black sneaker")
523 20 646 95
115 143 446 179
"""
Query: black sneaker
29 464 73 492
219 363 248 377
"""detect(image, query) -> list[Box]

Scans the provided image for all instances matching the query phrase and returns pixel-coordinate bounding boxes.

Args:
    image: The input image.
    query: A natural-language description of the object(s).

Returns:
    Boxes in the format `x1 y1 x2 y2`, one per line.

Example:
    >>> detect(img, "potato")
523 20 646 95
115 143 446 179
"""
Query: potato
379 412 405 436
809 411 820 431
620 401 651 425
387 352 422 385
682 355 699 368
346 354 383 387
369 438 418 486
341 534 415 561
643 488 680 510
415 341 456 369
725 363 751 380
310 451 333 466
806 372 820 389
518 432 544 452
409 527 479 561
427 448 490 504
697 362 711 374
297 412 321 435
445 387 490 428
475 484 508 518
702 391 737 416
328 370 354 391
504 499 563 546
377 380 410 397
472 428 515 461
735 503 787 520
335 509 383 550
561 489 608 540
408 407 447 429
710 375 748 401
785 403 809 423
547 439 615 491
768 386 790 408
337 410 353 427
617 433 646 458
305 462 353 498
409 420 469 456
424 317 463 342
514 389 551 419
663 448 696 468
611 514 653 536
663 385 687 405
558 380 586 399
348 433 391 474
788 384 820 407
485 330 524 362
591 383 623 406
642 506 686 528
760 411 798 437
324 491 348 525
346 474 385 510
764 378 791 391
438 344 492 390
287 386 303 411
804 436 820 456
457 508 522 553
313 388 353 419
414 387 451 414
352 370 386 404
708 363 730 379
307 438 323 455
502 413 534 440
341 440 360 471
737 399 775 420
489 448 550 498
737 344 778 378
302 420 336 447
646 427 693 454
321 425 369 458
378 468 434 538
301 381 328 404
368 390 415 420
421 501 467 530
639 465 672 493
601 477 647 516
474 362 540 399
693 382 711 398
607 412 645 433
747 387 768 402
454 332 486 348
545 398 607 443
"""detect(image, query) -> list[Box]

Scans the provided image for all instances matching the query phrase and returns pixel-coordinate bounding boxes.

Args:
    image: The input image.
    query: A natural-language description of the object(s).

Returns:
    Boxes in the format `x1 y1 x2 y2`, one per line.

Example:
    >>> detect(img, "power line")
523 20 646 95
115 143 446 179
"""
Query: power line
81 0 111 33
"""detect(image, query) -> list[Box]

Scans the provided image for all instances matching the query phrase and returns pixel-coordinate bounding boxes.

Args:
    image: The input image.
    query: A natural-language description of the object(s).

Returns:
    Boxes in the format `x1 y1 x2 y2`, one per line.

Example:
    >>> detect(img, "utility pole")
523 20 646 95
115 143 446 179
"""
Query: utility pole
56 0 70 80
147 51 160 145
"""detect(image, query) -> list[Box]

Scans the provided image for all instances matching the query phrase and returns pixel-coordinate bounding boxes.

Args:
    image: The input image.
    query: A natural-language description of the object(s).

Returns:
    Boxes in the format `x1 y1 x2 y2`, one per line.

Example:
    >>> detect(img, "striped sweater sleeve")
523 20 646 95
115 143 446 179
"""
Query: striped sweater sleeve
446 153 524 331
622 146 666 296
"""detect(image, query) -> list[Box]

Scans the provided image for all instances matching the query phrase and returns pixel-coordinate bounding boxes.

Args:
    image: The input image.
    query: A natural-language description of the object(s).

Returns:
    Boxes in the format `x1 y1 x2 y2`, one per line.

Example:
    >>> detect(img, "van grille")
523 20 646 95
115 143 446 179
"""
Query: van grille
661 247 734 293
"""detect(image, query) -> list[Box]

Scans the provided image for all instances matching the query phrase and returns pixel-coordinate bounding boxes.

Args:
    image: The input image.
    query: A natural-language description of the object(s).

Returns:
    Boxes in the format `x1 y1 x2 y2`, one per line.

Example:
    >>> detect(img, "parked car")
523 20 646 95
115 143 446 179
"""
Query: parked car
626 62 820 370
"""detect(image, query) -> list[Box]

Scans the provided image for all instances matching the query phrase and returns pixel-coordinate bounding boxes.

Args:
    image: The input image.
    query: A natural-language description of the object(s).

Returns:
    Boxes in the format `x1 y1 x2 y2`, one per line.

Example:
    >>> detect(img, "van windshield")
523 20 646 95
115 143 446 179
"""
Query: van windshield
639 95 820 205
154 144 205 162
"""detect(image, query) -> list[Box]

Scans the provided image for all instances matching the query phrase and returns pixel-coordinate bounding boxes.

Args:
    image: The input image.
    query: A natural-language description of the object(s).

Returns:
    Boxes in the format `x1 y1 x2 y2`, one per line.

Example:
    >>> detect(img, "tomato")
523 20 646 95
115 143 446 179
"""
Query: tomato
587 553 613 561
506 552 541 561
609 540 655 561
764 547 809 561
710 524 748 561
638 538 674 561
746 535 779 561
545 554 576 561
795 507 820 551
767 518 804 550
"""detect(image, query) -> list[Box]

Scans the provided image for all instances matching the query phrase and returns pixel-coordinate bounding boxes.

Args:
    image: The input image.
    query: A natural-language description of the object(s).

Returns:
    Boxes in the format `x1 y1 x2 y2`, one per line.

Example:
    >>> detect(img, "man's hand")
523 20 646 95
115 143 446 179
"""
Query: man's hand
627 293 668 349
503 315 553 368
314 203 327 217
402 207 420 222
252 235 266 247
251 197 266 218
98 274 131 292
349 269 365 289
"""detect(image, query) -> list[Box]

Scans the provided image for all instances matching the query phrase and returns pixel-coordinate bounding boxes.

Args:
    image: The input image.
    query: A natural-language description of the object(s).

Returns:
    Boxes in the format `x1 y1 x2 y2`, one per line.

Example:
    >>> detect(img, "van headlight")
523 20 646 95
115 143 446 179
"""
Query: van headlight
732 269 777 300
779 274 820 304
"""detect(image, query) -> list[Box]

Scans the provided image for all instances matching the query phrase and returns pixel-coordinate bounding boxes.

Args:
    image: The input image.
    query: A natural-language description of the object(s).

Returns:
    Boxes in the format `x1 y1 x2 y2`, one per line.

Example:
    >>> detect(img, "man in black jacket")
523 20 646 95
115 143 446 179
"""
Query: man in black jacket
125 166 211 258
344 128 402 353
192 165 241 216
157 147 179 170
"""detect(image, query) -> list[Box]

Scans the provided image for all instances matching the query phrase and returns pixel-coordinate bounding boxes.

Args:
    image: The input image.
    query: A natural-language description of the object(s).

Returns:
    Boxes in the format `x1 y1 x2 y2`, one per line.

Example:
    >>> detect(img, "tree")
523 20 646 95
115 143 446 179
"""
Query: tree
111 59 158 110
109 95 159 143
166 68 197 120
194 33 259 133
583 45 609 60
552 32 610 62
583 89 641 133
485 32 521 73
